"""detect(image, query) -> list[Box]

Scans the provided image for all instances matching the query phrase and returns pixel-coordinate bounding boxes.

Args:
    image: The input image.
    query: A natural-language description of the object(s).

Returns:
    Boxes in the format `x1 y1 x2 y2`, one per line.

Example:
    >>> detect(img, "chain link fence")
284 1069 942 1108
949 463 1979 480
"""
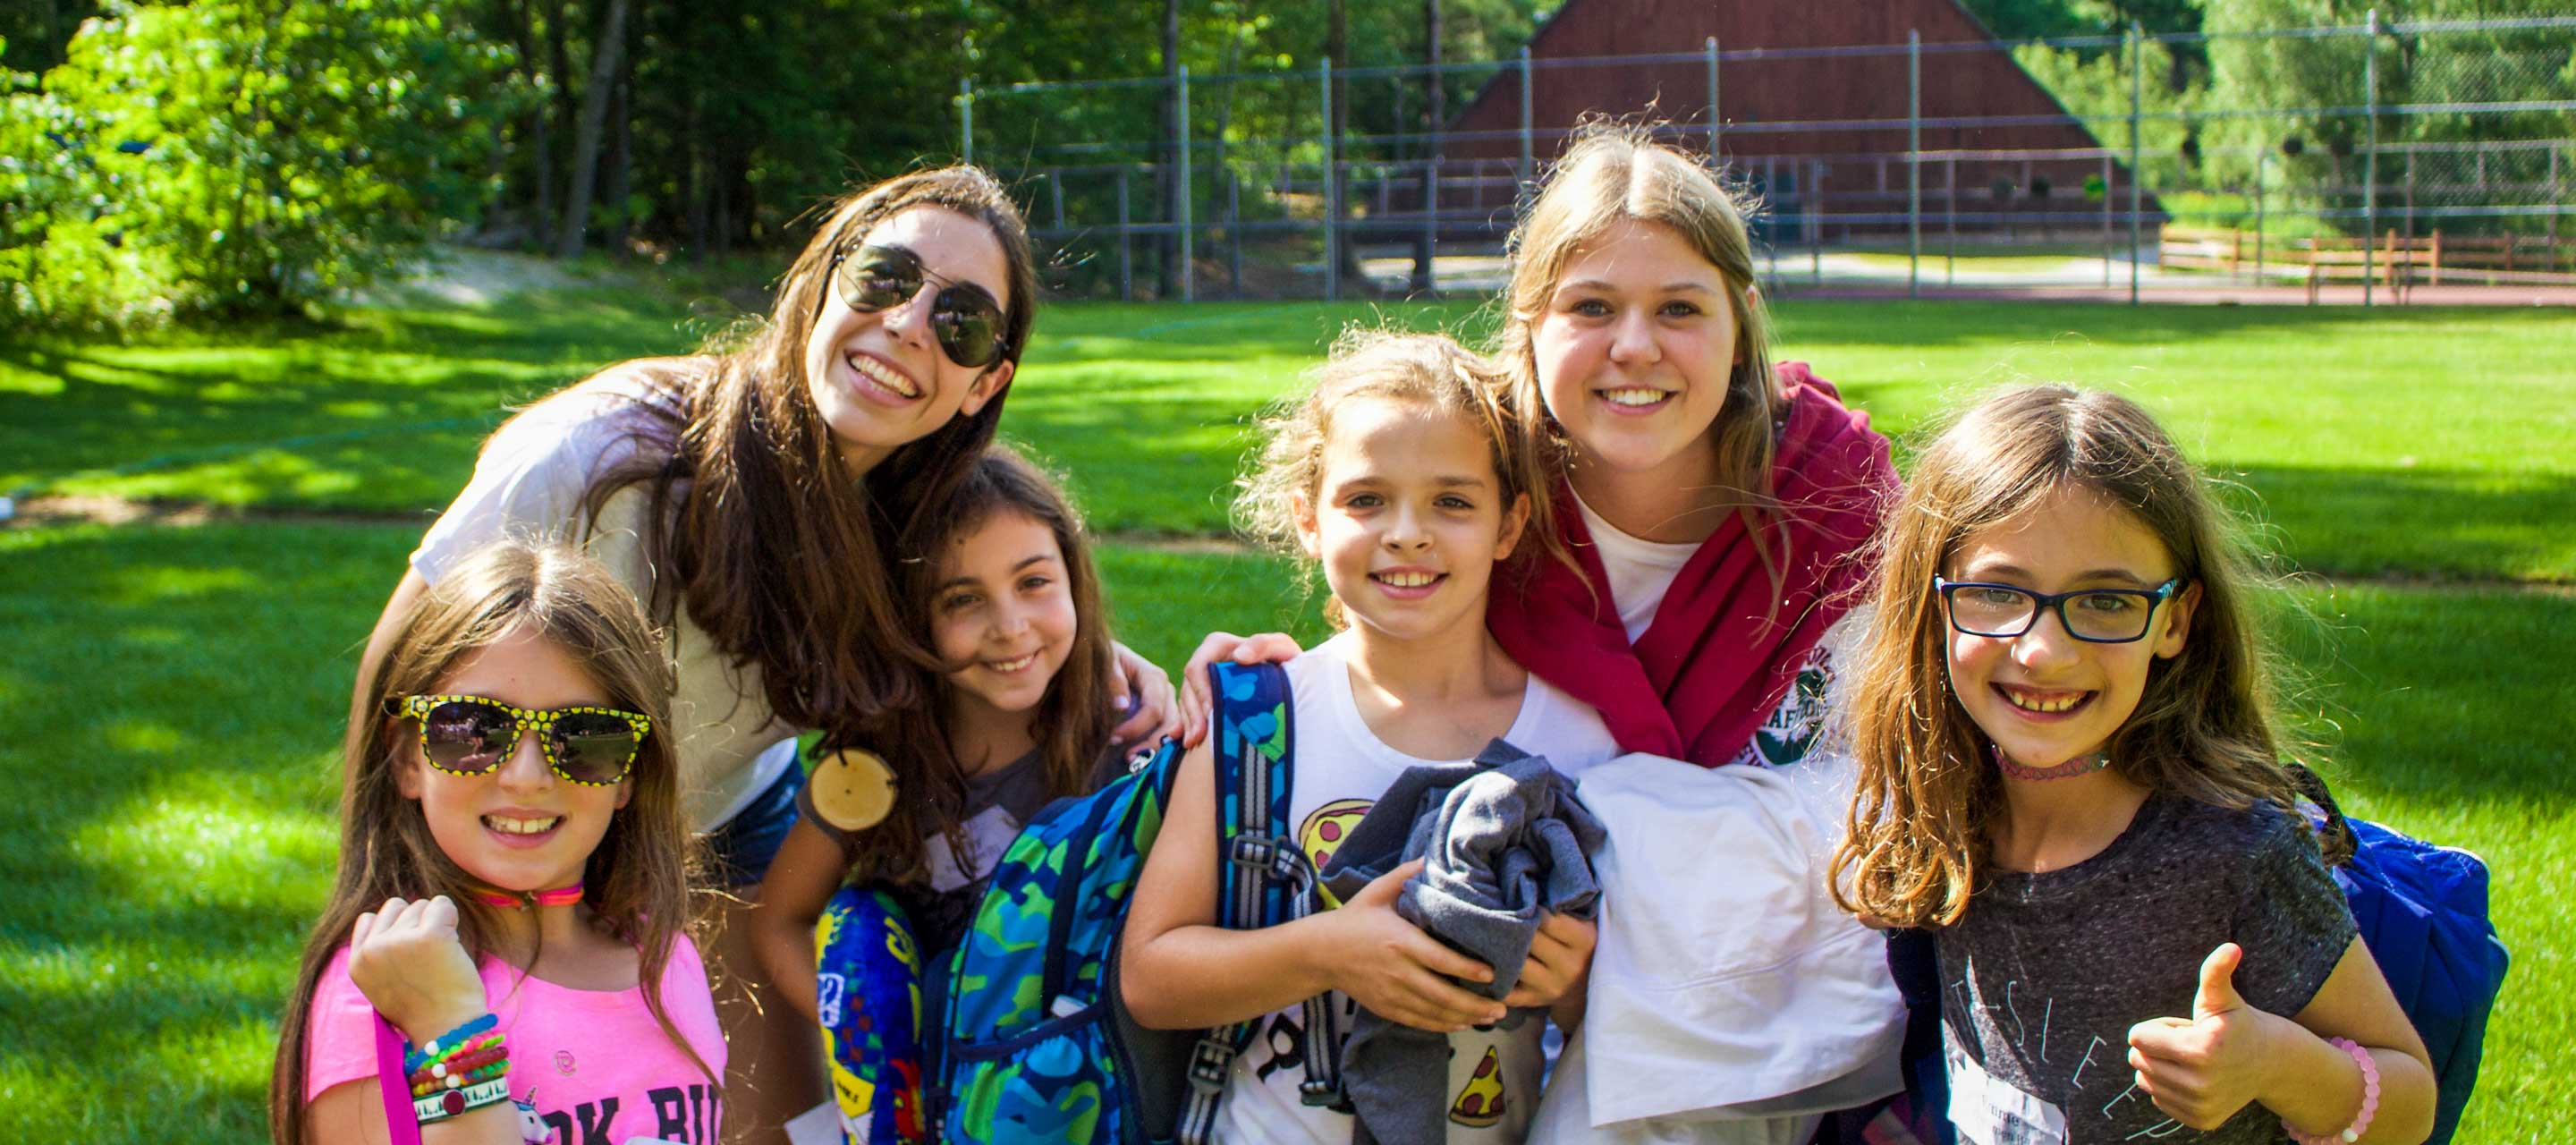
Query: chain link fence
962 14 2575 303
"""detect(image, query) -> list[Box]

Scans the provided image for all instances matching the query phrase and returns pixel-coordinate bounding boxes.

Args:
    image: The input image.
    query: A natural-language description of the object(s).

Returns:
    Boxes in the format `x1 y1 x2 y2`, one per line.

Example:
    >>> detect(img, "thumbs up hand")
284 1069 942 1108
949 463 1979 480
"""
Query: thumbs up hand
2124 943 2286 1130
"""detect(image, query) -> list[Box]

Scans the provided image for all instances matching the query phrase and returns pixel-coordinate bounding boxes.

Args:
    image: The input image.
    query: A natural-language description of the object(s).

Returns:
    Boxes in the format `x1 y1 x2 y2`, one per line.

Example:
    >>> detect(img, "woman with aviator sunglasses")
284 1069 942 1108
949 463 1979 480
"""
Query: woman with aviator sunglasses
348 165 1182 1143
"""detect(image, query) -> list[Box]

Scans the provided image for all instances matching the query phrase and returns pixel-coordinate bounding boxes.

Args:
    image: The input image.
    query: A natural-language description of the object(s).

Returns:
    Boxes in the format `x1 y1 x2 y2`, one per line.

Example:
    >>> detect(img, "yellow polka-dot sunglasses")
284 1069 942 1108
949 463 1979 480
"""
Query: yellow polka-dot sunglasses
382 694 651 786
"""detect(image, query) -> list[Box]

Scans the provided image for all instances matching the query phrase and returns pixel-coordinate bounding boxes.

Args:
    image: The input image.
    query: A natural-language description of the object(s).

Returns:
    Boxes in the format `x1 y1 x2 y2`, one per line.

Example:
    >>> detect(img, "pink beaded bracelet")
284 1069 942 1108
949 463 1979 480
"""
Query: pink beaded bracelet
2284 1037 2380 1145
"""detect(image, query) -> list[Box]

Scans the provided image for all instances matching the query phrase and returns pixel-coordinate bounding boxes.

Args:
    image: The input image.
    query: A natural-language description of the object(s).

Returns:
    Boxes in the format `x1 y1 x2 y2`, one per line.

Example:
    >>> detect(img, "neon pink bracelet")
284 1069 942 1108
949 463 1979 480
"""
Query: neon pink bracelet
2285 1037 2380 1145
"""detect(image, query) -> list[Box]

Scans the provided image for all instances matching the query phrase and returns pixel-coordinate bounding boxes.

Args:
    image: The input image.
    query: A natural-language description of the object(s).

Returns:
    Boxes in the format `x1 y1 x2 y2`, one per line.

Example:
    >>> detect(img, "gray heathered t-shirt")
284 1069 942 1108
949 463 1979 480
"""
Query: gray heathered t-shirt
1935 793 2358 1144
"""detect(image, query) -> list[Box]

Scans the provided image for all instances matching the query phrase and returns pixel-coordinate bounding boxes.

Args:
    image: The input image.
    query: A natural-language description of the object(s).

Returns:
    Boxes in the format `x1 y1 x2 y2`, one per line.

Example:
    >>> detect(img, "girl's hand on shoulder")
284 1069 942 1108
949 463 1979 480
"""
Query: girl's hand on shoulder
1503 910 1596 1010
2125 944 2287 1130
1109 640 1181 748
349 895 488 1043
1322 861 1508 1033
1176 631 1305 748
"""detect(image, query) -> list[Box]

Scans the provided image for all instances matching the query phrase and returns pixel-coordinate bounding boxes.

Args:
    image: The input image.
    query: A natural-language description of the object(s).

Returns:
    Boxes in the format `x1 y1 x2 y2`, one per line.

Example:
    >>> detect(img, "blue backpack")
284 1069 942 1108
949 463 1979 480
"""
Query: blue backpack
2288 765 2510 1145
1843 768 2510 1145
934 661 1345 1144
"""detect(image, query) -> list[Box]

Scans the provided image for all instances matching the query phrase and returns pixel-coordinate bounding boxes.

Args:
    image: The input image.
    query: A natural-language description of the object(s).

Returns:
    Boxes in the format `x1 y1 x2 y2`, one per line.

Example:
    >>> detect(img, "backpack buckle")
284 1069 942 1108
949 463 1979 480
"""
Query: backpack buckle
1229 835 1312 888
1298 1079 1347 1108
1187 1037 1237 1090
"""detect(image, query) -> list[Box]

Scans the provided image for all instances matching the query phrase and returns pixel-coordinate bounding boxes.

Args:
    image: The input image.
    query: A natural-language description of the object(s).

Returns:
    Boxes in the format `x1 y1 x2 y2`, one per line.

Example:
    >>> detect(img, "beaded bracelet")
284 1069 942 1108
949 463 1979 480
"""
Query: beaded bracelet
2284 1037 2382 1145
414 1075 512 1124
410 1041 512 1096
412 1064 506 1098
402 1014 498 1073
410 1039 508 1088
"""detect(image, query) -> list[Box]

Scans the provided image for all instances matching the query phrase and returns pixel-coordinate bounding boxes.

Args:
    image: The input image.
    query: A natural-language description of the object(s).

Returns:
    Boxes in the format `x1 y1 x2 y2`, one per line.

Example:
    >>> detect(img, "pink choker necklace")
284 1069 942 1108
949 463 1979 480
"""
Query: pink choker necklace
469 882 583 908
1989 744 2110 782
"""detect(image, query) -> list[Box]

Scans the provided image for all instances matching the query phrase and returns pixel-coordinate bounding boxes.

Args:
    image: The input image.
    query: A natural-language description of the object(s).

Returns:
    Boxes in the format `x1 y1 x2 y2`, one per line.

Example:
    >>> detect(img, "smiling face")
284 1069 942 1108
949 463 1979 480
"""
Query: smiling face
1296 396 1530 646
395 628 631 893
929 509 1080 729
802 205 1017 476
1943 485 2199 773
1528 217 1744 492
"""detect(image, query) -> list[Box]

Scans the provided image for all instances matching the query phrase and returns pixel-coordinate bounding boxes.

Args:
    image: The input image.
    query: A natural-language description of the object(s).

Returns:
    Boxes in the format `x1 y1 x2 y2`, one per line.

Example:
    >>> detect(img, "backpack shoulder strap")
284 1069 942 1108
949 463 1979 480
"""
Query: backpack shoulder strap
1210 659 1298 928
1175 661 1346 1143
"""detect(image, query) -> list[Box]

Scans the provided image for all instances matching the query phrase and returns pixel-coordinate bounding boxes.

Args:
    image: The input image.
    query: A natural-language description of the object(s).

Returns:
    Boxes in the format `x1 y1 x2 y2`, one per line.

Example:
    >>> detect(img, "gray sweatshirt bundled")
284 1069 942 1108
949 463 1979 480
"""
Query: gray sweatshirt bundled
1317 739 1608 1145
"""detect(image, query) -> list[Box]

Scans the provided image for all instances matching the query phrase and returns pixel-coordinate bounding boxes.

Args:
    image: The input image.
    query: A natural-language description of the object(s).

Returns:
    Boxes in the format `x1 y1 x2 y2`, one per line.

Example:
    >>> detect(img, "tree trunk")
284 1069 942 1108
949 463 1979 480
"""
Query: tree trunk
606 41 633 255
1411 0 1443 293
1326 0 1365 290
1210 14 1243 198
555 0 630 259
1155 0 1182 297
533 0 564 247
684 84 707 259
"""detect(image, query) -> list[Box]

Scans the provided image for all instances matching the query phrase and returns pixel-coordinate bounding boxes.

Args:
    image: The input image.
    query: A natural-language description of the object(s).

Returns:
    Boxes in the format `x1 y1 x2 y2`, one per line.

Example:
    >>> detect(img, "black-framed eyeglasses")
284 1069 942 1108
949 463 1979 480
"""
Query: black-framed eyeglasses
827 242 1011 369
1933 577 2185 644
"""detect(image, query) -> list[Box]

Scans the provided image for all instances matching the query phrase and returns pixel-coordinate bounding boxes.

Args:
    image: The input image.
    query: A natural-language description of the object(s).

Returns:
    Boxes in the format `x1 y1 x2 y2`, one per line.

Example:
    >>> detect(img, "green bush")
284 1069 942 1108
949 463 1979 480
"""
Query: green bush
2 0 529 328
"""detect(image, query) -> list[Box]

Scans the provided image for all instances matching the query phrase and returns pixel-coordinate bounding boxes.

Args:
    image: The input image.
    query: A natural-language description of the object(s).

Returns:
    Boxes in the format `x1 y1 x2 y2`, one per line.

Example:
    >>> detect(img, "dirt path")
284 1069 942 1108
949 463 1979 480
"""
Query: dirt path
15 493 2567 596
3 493 1263 558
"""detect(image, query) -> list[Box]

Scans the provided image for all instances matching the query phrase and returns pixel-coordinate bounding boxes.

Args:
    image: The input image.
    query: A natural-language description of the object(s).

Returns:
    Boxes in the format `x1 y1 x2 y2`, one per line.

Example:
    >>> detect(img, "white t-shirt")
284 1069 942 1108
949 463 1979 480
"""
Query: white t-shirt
411 363 794 832
1570 491 1696 645
1214 632 1623 1145
1529 609 1907 1137
1572 489 1851 772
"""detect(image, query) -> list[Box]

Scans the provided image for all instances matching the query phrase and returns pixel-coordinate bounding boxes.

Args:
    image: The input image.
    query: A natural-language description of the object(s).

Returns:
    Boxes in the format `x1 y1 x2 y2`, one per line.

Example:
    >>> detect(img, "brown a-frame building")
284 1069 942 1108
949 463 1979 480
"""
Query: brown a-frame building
1433 0 2154 240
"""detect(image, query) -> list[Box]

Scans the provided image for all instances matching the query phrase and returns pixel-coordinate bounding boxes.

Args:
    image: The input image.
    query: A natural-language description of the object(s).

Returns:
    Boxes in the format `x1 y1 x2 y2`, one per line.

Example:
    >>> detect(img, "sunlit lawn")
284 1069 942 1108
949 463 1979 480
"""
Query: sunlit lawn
2 286 2568 1140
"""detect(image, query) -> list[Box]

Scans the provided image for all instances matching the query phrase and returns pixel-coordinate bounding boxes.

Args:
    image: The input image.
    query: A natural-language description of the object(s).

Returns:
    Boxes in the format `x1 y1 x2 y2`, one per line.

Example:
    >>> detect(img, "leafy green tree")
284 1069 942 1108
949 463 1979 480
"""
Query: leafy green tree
12 0 526 323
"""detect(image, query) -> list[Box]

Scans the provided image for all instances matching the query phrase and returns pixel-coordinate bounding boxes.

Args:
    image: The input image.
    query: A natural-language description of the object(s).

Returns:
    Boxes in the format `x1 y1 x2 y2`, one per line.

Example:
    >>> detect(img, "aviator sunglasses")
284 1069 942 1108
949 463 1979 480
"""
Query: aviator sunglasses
383 694 651 786
828 242 1012 369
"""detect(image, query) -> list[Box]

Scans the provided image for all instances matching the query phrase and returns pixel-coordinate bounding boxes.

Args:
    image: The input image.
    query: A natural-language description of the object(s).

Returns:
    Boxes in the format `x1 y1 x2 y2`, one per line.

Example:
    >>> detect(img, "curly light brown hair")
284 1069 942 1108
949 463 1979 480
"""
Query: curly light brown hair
1234 330 1565 627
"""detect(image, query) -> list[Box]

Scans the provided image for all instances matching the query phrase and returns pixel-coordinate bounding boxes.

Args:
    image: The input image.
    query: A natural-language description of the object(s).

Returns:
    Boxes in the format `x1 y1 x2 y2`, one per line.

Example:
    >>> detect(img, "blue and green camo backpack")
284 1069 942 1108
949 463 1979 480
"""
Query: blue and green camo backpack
936 661 1345 1144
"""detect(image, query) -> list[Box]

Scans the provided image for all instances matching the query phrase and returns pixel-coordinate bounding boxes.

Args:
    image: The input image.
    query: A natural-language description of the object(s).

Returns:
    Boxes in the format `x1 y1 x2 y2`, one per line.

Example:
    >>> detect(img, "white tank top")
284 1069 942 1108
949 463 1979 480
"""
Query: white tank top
1213 631 1623 1145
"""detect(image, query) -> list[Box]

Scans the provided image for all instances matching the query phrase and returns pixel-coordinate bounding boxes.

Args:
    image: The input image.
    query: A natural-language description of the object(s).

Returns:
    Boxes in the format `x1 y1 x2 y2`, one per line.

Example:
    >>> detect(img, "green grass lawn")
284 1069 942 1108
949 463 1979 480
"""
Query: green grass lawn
8 295 2570 581
3 288 2569 1140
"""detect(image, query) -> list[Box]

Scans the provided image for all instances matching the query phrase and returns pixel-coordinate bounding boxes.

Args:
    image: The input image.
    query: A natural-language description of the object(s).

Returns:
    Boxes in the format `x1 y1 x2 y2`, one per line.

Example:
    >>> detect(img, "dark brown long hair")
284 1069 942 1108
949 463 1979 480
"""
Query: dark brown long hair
842 445 1120 888
272 542 707 1143
1830 386 2300 929
581 164 1040 739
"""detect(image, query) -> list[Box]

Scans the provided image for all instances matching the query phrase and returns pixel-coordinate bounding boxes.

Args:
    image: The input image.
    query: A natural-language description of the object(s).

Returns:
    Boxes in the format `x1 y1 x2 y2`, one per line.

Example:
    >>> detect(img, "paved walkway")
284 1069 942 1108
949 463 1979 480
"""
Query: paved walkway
1358 251 2576 307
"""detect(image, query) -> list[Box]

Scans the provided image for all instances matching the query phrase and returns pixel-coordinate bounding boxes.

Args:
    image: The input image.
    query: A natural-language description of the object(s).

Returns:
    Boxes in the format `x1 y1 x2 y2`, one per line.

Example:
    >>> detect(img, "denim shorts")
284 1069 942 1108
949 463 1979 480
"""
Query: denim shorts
702 759 803 888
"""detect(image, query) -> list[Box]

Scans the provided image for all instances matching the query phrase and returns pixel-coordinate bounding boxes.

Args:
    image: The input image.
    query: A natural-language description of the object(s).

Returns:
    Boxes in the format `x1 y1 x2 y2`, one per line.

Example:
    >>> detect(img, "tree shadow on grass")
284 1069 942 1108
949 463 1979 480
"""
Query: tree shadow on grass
1773 297 2576 352
2280 583 2576 809
0 522 417 1132
2224 463 2576 583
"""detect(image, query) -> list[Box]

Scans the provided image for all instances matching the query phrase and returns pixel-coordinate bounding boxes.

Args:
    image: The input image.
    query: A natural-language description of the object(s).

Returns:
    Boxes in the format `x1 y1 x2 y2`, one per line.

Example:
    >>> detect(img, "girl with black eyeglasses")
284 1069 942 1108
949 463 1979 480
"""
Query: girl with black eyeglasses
1833 386 2434 1145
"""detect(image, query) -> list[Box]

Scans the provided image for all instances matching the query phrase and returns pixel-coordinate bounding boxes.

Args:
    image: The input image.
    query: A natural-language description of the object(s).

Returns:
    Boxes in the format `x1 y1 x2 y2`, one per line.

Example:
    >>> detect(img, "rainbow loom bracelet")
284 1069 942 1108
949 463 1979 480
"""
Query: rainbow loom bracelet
402 1014 498 1073
2284 1037 2381 1145
414 1075 511 1124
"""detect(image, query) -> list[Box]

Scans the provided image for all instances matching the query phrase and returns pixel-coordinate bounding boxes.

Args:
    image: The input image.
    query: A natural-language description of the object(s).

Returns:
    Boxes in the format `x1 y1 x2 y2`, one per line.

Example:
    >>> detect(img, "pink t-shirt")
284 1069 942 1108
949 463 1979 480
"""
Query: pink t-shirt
304 935 727 1144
